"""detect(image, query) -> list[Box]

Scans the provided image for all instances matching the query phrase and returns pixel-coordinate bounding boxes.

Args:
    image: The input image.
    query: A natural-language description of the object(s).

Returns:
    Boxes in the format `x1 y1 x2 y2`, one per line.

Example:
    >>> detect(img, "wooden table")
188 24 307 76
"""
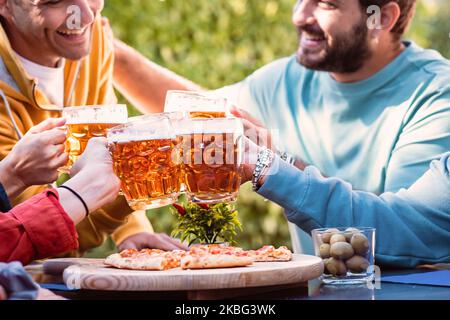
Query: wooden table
29 254 323 300
27 261 450 300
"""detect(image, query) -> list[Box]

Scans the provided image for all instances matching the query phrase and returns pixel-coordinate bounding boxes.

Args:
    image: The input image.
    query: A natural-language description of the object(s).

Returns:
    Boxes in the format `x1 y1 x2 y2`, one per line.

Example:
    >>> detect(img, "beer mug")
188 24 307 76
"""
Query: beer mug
164 90 228 119
175 117 244 204
107 114 181 210
61 105 128 172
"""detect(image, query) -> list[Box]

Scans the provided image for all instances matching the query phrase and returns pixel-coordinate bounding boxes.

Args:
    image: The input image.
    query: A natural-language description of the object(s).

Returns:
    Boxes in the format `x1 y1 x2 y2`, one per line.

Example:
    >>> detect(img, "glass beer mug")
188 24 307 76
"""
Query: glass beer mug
107 114 181 210
174 117 244 204
61 104 128 172
164 90 228 119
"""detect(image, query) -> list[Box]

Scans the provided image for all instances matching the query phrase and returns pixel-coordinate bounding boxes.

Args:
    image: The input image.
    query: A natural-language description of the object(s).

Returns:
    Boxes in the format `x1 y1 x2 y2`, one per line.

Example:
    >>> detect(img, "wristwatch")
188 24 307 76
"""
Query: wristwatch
278 151 296 166
252 148 275 191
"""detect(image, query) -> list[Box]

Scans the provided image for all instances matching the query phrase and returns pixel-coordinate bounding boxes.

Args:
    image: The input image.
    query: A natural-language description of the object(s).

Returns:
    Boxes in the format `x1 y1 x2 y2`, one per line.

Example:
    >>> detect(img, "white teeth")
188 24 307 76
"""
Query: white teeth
305 37 324 41
303 33 324 41
57 28 85 36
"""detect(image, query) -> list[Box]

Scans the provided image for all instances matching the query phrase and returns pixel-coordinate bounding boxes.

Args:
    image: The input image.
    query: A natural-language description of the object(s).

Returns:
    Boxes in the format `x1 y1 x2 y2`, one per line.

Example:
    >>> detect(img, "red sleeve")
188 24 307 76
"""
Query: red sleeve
0 189 79 265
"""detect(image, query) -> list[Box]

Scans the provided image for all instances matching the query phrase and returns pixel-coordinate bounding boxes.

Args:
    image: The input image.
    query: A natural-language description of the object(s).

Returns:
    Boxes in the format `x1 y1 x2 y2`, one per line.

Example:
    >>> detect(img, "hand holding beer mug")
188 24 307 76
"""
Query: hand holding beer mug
176 117 244 203
61 105 128 172
107 114 181 210
0 118 67 197
164 90 228 118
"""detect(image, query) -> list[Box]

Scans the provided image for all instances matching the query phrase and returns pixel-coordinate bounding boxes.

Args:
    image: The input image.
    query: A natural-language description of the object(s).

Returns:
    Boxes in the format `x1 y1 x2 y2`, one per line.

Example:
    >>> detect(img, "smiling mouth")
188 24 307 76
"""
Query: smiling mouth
302 32 326 42
56 27 88 40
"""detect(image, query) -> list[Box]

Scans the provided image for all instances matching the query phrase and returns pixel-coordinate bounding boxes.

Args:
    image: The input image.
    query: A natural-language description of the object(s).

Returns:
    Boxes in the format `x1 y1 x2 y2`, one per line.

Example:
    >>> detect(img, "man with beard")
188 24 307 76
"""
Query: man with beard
109 0 450 266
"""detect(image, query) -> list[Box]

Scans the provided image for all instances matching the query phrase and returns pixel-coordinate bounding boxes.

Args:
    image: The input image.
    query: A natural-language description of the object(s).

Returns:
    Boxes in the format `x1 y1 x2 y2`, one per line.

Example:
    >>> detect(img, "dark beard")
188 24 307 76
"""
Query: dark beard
296 19 371 73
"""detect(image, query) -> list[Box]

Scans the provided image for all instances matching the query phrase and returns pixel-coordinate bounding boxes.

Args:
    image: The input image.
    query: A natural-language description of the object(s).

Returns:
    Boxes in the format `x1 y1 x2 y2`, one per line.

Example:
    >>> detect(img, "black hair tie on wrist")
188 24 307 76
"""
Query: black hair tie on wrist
59 185 89 218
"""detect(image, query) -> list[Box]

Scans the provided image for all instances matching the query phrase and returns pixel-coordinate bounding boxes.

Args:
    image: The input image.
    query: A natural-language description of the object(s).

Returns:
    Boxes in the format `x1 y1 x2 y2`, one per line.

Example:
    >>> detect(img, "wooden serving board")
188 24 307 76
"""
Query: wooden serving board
43 258 105 276
63 254 323 292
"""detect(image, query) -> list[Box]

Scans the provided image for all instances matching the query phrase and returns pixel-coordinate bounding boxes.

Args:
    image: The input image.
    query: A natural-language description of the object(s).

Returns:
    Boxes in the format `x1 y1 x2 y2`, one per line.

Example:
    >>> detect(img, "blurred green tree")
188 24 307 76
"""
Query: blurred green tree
408 0 449 58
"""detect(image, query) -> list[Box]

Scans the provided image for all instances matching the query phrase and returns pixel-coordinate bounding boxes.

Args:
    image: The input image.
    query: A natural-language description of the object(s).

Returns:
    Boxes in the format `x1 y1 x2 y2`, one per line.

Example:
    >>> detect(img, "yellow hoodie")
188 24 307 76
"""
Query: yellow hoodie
0 17 152 255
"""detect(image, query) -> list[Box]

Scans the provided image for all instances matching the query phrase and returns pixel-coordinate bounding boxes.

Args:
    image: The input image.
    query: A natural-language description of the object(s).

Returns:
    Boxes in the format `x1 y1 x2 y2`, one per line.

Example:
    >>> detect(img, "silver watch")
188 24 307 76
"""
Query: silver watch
252 148 275 191
278 151 296 166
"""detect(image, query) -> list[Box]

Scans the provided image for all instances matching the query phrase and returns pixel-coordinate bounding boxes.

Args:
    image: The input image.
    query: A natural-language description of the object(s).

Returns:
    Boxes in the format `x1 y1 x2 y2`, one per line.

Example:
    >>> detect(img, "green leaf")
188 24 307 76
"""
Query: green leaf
56 173 71 187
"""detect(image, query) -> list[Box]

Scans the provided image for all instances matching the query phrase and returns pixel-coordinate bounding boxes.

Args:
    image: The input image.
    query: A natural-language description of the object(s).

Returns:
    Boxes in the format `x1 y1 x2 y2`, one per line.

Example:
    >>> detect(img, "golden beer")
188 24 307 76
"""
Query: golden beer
175 118 244 203
62 105 128 171
66 123 120 167
164 90 228 119
188 111 227 119
108 115 181 210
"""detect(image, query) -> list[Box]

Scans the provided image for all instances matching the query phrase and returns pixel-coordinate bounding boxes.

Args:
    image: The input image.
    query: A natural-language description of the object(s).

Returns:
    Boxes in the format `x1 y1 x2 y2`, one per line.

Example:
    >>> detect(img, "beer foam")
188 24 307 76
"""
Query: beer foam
176 128 238 135
108 114 178 143
164 91 227 113
66 118 126 125
63 105 128 125
107 131 175 143
175 118 244 135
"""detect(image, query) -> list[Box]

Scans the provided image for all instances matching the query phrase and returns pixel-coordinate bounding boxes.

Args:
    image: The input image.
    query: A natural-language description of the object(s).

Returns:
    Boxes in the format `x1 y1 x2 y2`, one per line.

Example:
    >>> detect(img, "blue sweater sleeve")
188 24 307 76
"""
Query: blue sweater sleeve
0 262 40 300
258 154 450 268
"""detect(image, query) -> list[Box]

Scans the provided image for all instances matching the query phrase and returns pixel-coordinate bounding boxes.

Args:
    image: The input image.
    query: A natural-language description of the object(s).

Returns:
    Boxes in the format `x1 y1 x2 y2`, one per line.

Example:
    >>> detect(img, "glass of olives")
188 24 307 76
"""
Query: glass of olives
312 227 376 285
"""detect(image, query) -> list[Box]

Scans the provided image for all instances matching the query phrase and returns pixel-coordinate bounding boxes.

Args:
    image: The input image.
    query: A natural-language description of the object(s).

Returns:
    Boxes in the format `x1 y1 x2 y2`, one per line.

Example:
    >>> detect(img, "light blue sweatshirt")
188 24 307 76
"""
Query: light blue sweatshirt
217 41 450 267
258 154 450 267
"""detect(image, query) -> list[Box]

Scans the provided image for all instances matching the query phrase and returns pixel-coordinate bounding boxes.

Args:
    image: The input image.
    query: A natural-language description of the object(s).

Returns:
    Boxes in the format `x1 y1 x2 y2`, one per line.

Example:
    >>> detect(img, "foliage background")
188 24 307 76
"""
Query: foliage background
86 0 450 256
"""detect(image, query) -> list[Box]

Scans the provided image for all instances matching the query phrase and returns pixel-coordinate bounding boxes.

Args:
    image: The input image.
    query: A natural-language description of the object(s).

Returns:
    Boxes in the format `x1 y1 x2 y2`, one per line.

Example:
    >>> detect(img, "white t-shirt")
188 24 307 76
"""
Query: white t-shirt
16 54 65 107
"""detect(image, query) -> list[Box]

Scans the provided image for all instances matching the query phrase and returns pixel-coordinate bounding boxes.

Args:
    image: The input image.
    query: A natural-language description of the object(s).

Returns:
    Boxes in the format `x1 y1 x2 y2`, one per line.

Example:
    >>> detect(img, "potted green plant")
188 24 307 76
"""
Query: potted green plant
171 202 242 246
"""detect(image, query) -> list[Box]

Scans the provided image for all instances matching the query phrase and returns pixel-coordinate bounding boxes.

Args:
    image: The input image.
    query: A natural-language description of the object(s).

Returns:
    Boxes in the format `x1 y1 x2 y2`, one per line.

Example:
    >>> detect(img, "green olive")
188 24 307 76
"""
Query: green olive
322 259 331 274
346 255 370 273
351 233 370 255
344 228 360 242
319 244 331 259
324 258 347 276
321 228 340 244
330 233 347 245
330 242 354 260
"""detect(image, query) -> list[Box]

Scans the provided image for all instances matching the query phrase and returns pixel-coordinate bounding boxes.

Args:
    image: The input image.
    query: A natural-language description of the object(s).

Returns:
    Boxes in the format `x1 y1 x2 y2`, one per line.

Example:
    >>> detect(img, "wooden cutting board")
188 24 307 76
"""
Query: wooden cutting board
43 258 105 276
63 254 323 291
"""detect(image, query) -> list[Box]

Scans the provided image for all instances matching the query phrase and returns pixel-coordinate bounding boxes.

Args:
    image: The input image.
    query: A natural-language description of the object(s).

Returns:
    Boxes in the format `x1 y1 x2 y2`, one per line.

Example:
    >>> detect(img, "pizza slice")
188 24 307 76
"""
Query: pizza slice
181 244 253 269
247 245 293 262
189 244 244 255
104 249 186 271
104 245 292 271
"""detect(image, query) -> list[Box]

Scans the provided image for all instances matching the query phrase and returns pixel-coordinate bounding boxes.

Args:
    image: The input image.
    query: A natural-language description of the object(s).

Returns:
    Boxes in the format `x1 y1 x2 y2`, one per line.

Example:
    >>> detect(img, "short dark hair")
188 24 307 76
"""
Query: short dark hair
359 0 416 41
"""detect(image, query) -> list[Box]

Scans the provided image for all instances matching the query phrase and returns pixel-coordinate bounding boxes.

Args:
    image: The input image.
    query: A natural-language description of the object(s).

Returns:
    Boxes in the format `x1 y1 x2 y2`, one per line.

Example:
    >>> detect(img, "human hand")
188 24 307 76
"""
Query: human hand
68 137 120 209
232 106 307 172
70 135 114 177
59 138 121 223
0 118 68 199
117 232 189 252
230 106 275 152
0 284 7 300
230 107 273 184
241 136 266 184
36 288 66 300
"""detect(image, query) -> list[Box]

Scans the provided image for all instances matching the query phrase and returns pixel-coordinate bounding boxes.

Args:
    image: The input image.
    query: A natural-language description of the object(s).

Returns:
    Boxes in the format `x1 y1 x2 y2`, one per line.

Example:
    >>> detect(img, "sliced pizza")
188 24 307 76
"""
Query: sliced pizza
180 243 253 269
247 245 293 262
189 244 245 256
104 245 292 271
104 248 186 271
